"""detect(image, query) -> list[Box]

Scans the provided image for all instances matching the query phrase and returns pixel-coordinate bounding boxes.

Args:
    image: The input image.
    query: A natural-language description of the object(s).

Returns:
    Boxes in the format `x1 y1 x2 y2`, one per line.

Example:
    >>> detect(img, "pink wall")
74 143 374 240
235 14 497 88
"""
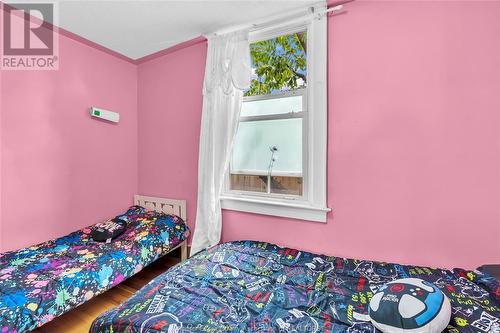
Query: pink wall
0 21 138 251
136 1 500 269
0 56 3 252
137 41 207 238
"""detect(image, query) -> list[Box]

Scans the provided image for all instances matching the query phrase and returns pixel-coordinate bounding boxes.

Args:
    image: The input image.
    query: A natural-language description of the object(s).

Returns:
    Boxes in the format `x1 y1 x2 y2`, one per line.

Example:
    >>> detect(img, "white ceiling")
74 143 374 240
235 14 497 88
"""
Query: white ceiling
46 0 318 60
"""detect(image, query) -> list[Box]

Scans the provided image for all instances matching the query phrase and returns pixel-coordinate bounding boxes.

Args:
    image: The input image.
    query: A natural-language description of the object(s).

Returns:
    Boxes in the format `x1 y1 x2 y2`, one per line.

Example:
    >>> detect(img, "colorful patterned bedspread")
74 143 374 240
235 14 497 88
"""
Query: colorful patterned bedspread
91 241 500 333
0 206 189 333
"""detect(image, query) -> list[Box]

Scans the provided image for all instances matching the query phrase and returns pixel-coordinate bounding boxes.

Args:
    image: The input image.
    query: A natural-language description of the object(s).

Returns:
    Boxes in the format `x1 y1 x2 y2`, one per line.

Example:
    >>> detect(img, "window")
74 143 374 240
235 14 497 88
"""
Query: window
231 89 306 196
221 6 329 222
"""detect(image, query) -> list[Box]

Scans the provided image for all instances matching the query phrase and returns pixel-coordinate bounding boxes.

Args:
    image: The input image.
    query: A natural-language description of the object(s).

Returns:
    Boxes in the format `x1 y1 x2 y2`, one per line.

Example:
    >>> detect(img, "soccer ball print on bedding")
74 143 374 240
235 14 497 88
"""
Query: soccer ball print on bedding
369 278 451 333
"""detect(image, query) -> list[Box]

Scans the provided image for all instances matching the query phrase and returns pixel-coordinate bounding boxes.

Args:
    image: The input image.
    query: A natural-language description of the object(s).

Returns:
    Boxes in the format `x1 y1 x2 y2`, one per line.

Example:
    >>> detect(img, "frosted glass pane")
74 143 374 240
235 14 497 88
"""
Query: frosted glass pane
231 118 302 174
241 95 303 117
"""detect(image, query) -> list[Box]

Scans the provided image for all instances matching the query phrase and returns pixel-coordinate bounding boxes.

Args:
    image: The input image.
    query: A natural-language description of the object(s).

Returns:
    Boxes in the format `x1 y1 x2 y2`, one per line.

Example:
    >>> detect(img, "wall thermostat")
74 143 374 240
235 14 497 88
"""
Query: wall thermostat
90 107 120 123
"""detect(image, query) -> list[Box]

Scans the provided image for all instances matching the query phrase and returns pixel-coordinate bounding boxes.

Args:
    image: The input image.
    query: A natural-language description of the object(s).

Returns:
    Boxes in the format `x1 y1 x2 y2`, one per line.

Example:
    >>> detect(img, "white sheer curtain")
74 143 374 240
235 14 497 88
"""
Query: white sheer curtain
190 31 251 255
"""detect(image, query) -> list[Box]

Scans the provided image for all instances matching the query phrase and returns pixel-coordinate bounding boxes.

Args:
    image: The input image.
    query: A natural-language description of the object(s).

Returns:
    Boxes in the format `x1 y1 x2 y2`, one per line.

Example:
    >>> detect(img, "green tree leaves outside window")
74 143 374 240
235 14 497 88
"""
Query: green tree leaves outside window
246 32 307 97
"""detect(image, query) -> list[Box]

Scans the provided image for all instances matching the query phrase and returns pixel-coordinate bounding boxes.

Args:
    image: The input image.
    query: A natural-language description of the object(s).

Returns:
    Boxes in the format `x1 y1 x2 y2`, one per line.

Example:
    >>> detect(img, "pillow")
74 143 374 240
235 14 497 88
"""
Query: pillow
369 278 451 333
477 265 500 280
91 217 127 243
118 205 145 221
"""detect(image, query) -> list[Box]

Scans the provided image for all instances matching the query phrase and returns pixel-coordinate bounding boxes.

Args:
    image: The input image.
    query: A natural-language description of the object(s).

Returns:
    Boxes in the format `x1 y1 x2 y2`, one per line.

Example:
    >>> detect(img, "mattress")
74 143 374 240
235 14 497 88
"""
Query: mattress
91 240 500 333
0 206 189 333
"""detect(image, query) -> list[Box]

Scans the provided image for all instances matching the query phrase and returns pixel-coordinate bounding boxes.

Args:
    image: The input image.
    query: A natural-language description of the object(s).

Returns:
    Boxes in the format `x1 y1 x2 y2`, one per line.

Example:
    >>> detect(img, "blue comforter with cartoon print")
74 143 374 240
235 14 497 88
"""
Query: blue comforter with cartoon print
0 206 189 333
91 241 500 333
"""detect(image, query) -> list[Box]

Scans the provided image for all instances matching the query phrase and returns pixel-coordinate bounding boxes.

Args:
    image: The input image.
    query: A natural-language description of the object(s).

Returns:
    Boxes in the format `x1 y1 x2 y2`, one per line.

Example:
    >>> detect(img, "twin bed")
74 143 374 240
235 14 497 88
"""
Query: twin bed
1 196 499 333
0 195 189 332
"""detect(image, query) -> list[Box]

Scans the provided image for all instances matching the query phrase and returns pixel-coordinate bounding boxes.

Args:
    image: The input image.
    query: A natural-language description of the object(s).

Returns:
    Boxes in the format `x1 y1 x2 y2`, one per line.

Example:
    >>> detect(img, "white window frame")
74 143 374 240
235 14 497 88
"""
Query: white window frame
221 4 330 222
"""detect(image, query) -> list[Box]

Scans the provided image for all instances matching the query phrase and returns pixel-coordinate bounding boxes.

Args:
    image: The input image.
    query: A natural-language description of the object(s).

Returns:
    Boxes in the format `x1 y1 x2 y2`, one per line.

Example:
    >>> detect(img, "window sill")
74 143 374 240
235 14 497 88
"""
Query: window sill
220 195 331 223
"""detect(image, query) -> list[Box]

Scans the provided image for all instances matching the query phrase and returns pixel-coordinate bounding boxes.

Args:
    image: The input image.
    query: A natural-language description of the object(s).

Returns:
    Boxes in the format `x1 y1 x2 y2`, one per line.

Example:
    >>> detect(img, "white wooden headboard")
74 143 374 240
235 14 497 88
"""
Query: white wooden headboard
134 195 187 221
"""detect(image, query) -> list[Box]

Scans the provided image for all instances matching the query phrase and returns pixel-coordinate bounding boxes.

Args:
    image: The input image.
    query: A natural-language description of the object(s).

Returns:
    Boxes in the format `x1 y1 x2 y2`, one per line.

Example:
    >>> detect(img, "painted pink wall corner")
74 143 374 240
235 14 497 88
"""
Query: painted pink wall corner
0 54 3 252
137 41 207 241
136 0 500 269
0 13 138 251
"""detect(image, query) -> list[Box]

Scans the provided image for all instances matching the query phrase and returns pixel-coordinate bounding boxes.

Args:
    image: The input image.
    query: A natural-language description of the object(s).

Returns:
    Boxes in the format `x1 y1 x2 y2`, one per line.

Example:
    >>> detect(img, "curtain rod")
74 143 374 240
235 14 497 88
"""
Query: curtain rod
207 0 354 37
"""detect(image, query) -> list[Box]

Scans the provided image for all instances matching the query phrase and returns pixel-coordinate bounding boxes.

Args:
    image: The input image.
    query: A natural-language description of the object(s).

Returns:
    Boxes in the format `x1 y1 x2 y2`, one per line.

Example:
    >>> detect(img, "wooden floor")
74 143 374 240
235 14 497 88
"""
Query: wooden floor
34 251 181 333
